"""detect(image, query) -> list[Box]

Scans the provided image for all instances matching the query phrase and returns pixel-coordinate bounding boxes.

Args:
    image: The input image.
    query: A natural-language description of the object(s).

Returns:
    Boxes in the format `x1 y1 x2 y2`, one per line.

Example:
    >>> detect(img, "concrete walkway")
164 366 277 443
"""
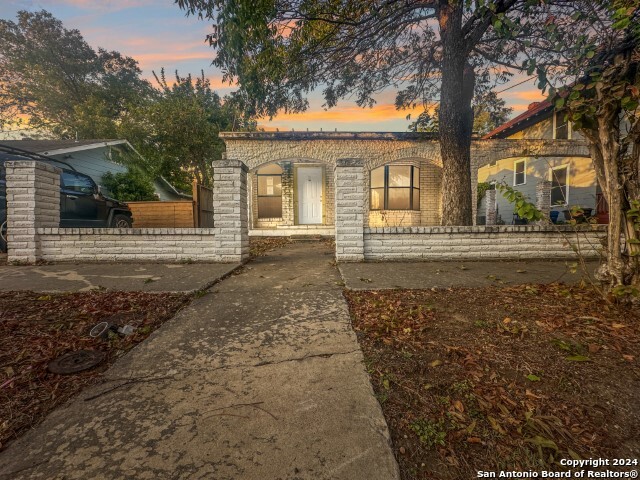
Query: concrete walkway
0 263 240 293
0 243 399 480
340 259 598 290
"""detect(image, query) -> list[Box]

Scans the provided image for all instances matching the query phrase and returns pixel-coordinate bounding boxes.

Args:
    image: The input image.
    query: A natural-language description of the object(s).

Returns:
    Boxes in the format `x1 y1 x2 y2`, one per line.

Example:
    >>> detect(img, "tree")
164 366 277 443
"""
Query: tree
119 70 255 190
409 91 512 135
0 10 152 138
530 1 640 293
177 0 581 225
101 169 158 202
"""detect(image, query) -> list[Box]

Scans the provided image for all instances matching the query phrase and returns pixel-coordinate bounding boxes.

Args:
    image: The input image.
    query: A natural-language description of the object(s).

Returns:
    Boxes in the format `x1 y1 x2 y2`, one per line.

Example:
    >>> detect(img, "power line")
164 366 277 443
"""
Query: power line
495 75 537 94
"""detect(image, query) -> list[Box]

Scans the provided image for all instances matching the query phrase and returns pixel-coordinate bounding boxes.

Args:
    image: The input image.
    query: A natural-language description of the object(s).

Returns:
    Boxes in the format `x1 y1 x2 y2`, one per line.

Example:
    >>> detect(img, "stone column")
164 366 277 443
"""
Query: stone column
334 158 365 262
471 160 479 226
536 180 552 224
5 160 60 264
485 189 497 226
213 159 249 262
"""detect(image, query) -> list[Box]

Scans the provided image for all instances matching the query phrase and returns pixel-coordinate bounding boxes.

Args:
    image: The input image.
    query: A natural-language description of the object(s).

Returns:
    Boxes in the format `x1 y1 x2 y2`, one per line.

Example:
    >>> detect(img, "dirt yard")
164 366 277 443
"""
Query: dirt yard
0 291 190 451
346 284 640 479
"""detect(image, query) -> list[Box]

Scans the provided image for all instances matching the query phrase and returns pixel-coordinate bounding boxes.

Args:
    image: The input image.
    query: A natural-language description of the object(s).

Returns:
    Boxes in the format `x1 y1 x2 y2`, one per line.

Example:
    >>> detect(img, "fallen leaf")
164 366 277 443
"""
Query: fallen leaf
526 374 541 382
453 400 464 412
467 437 482 443
503 317 512 324
430 360 443 367
622 355 635 362
588 344 601 354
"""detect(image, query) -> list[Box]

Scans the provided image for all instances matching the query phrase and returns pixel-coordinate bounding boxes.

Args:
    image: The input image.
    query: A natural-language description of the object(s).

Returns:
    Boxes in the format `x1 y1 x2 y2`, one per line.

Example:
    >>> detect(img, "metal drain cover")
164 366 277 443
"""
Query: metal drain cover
48 350 105 375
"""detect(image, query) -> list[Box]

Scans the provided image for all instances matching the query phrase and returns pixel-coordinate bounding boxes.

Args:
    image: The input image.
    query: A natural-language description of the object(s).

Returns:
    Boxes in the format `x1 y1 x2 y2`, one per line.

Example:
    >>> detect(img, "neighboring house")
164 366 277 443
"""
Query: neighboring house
478 101 608 224
0 139 189 201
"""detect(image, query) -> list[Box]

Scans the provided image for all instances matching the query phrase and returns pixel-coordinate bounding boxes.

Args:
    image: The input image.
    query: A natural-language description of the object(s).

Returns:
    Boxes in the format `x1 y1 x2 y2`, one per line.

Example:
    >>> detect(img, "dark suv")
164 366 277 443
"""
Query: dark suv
1 155 133 251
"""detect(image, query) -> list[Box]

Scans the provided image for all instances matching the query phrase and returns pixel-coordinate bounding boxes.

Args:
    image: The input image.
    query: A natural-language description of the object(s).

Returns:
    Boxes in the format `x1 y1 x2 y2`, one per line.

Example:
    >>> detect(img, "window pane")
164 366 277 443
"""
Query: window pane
258 175 282 196
514 161 525 185
551 167 568 204
371 188 384 210
258 196 282 218
412 188 420 211
371 166 385 188
388 188 411 210
555 112 568 139
388 165 411 187
257 163 283 175
413 167 420 186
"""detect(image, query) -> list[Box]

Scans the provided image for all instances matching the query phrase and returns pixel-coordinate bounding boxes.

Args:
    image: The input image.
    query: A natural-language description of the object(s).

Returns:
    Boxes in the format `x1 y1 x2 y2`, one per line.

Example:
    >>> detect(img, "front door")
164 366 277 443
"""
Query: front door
297 167 323 224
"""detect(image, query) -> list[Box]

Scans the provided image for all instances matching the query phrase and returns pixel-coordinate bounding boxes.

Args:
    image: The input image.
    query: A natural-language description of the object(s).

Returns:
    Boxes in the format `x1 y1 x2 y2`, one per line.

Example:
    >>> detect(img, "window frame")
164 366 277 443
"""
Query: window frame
513 159 526 186
256 164 283 219
549 165 570 206
370 164 420 211
553 111 572 140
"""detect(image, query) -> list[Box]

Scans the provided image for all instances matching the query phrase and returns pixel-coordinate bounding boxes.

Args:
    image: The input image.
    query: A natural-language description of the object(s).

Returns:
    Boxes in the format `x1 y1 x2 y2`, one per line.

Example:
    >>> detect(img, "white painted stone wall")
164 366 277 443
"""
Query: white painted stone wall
363 225 606 261
5 161 61 264
335 159 365 261
213 159 250 262
37 228 218 262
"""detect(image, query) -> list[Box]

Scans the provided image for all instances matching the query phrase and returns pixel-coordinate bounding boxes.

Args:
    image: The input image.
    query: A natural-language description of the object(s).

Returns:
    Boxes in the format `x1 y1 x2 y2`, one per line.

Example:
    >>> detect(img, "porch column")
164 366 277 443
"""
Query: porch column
5 160 61 264
213 159 249 262
485 189 497 226
334 158 365 262
536 180 552 224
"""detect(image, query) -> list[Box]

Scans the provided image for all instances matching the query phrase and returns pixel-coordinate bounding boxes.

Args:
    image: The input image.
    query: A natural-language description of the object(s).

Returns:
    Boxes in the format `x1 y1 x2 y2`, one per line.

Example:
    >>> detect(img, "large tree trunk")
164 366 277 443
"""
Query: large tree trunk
438 2 475 226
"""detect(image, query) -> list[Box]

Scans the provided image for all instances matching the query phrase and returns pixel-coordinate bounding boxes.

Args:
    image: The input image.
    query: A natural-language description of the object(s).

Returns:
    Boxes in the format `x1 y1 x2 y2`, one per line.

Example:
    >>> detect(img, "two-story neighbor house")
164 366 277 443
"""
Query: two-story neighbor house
478 101 608 224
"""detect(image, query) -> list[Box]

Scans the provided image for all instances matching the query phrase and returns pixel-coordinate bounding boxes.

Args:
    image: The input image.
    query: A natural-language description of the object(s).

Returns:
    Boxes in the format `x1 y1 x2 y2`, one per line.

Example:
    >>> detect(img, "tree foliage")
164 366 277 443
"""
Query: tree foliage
176 0 585 225
0 10 151 138
101 169 158 202
0 10 256 192
120 70 255 190
528 0 640 292
409 91 512 135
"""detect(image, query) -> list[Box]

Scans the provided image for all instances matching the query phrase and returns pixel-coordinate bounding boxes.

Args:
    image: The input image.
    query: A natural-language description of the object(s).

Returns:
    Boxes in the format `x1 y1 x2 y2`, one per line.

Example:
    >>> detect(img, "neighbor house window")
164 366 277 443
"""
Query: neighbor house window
550 166 569 205
370 165 420 210
554 111 570 140
513 160 526 186
257 163 283 218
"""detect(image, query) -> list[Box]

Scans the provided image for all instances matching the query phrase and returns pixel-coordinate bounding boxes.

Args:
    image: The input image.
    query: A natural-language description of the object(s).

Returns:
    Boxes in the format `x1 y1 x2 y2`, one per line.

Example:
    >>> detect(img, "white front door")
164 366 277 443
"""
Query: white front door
297 167 323 224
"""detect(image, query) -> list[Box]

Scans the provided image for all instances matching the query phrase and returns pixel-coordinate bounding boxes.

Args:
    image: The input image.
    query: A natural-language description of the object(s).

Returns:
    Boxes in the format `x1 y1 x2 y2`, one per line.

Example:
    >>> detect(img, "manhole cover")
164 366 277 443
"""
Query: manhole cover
48 350 105 375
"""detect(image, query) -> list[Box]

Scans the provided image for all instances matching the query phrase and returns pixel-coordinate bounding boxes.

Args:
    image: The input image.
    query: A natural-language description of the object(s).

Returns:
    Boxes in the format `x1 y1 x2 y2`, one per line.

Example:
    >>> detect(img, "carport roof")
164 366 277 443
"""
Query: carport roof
0 139 127 156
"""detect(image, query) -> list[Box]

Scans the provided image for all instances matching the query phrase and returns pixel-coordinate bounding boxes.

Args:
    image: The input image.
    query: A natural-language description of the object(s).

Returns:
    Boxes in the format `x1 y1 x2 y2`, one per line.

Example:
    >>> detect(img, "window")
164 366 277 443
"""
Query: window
550 166 569 205
554 111 569 140
61 171 96 194
513 160 526 186
370 165 420 211
257 164 283 218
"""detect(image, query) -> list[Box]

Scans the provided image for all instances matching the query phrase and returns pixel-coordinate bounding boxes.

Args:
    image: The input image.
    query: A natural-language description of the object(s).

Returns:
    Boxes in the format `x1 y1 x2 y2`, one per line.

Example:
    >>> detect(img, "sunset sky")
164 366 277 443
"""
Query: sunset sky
0 0 546 132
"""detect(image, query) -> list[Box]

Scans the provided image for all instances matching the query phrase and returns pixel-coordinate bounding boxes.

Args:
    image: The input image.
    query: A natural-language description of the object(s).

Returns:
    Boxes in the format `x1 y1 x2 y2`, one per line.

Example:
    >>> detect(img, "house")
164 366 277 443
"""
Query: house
219 131 591 236
0 139 189 201
478 102 608 224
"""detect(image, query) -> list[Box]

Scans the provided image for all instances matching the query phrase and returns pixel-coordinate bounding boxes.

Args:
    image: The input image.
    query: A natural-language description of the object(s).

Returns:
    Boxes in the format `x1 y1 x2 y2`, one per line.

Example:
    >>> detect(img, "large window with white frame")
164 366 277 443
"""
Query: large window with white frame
513 160 526 186
550 165 569 205
257 164 283 218
370 164 420 211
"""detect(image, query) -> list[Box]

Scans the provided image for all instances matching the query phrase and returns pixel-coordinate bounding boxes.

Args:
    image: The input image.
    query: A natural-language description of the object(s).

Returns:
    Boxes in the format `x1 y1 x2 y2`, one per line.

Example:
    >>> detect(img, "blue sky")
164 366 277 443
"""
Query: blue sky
0 0 546 131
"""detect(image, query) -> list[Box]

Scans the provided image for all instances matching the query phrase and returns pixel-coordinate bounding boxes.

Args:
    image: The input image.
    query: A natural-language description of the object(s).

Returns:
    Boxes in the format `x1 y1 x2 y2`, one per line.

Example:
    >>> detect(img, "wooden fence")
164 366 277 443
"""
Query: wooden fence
193 181 214 228
127 182 214 228
128 201 195 228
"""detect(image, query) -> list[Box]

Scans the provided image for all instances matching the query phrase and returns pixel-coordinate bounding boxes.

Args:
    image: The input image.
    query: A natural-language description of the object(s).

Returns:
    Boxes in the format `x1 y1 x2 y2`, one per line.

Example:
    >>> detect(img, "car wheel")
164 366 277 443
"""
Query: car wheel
111 214 132 228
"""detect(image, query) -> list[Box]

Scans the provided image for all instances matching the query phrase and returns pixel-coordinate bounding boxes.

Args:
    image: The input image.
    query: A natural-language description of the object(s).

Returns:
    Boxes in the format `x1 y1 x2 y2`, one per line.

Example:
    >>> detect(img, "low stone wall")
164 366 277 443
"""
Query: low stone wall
35 228 218 262
363 225 606 261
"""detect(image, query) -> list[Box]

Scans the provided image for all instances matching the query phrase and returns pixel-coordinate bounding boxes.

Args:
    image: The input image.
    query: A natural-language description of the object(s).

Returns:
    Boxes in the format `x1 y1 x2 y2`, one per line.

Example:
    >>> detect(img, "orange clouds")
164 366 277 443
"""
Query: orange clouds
271 103 425 123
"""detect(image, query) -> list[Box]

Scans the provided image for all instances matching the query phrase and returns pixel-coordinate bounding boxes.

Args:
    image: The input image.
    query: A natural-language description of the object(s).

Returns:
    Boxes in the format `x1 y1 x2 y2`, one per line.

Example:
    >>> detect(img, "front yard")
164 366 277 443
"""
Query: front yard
0 291 190 451
346 284 640 479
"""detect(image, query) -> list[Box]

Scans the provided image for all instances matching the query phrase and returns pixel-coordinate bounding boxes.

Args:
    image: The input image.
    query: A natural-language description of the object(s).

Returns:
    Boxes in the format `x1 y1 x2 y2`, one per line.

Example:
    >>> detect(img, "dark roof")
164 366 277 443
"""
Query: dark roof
482 100 554 139
220 131 440 141
0 139 125 154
